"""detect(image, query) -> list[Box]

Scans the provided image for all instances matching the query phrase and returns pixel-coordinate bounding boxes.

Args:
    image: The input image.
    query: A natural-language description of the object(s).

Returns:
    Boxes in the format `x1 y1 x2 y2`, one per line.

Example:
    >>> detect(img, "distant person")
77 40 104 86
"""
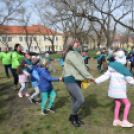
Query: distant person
12 44 25 90
45 53 56 73
56 54 64 68
25 54 32 65
0 47 13 78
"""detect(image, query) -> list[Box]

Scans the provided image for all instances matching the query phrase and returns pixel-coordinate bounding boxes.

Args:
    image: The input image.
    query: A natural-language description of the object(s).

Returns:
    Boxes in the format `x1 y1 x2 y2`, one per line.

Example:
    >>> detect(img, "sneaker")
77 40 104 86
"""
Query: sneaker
36 100 41 103
41 110 48 115
29 97 36 103
46 108 56 113
25 92 30 97
113 120 122 126
18 92 23 98
121 120 133 127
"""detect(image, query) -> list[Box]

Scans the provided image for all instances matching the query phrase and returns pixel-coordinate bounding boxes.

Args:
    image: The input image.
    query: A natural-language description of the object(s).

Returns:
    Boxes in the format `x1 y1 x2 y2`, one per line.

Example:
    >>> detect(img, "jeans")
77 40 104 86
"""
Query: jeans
4 64 13 77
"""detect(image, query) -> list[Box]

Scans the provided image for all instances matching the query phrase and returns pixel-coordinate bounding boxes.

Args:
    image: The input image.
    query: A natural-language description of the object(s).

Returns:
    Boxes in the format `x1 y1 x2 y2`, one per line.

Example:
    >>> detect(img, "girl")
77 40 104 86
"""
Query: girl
17 64 30 98
82 52 91 72
95 51 134 127
45 53 56 73
38 58 62 115
25 54 32 65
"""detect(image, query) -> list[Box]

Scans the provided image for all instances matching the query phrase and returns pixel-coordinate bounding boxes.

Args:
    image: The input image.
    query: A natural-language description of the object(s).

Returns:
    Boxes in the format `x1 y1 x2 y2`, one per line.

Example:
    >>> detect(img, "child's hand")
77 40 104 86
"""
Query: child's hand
91 78 96 84
59 77 63 82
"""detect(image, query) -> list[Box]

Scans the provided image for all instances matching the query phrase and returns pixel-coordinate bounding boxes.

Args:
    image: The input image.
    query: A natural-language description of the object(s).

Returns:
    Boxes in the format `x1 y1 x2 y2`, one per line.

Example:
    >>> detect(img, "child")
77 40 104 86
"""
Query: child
45 53 56 73
94 51 104 73
25 54 32 65
127 46 134 72
38 58 62 115
28 58 41 103
107 50 115 63
56 54 64 68
95 51 134 127
82 52 91 72
17 63 30 98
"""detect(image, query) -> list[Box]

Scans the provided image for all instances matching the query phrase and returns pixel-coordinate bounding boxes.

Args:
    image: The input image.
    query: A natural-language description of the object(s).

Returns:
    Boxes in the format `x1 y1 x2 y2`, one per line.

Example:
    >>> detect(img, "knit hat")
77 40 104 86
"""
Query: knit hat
82 52 86 56
45 53 49 57
21 59 27 65
25 54 30 59
116 51 126 65
96 51 101 56
32 56 36 59
39 58 49 67
32 58 39 65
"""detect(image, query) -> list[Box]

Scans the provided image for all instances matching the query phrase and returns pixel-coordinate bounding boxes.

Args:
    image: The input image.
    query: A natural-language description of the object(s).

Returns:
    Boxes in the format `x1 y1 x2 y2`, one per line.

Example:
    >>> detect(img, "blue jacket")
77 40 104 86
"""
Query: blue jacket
38 67 59 92
128 51 134 63
57 58 64 66
29 65 39 87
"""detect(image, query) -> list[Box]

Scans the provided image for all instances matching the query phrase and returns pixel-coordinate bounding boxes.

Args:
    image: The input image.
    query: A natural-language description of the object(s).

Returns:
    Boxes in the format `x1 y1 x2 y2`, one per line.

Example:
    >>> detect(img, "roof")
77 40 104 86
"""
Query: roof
114 36 133 42
0 25 62 35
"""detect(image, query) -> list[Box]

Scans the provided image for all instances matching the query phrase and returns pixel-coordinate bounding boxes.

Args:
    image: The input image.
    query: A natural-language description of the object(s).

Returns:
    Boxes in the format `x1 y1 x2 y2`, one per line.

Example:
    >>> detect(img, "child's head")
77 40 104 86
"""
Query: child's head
45 53 49 58
32 56 36 60
116 51 126 65
21 59 27 65
108 50 113 56
32 58 39 65
82 52 86 56
25 54 31 60
114 46 120 52
96 51 101 56
39 58 50 69
17 65 25 74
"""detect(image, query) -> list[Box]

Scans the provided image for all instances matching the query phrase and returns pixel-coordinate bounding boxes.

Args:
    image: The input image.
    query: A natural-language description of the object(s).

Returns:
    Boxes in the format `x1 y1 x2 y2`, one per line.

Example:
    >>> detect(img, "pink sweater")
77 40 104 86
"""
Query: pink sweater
18 70 30 83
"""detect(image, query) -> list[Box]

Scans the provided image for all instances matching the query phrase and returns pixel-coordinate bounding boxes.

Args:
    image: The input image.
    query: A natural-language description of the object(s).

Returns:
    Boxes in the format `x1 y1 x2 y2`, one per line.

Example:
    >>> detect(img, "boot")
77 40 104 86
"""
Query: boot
76 115 84 125
69 114 80 127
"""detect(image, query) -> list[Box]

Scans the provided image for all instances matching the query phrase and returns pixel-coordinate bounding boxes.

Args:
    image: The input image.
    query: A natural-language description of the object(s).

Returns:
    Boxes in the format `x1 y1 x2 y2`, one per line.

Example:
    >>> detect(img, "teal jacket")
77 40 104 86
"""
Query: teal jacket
0 51 12 65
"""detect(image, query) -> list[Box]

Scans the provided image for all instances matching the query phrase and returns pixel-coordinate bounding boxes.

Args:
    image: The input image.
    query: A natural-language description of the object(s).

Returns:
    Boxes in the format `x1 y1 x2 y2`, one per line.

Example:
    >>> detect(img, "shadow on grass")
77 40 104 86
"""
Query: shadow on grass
54 96 69 109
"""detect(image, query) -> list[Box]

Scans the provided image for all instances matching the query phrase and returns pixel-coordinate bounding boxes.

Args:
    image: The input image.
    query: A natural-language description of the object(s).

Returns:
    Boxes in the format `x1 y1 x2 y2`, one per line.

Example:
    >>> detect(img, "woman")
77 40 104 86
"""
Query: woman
62 36 95 127
12 44 25 90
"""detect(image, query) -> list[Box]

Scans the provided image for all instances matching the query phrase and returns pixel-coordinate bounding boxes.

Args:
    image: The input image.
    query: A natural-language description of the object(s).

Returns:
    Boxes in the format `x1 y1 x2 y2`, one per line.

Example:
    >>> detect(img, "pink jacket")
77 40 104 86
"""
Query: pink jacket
18 70 30 83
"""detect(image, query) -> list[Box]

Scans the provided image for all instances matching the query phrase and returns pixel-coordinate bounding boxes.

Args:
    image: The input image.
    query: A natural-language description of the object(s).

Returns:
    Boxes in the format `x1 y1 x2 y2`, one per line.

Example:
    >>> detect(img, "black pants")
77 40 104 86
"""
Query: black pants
12 69 18 85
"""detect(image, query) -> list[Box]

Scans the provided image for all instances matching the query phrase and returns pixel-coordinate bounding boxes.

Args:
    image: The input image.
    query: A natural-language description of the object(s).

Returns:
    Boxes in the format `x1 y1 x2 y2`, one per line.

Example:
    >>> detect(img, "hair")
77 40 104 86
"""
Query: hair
17 65 25 74
115 46 119 52
131 46 134 50
14 43 24 55
63 35 79 60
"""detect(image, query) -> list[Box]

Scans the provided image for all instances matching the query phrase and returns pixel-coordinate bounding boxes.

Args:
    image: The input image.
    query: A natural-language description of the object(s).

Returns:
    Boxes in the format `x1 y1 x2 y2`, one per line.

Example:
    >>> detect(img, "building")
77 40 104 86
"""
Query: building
0 25 63 52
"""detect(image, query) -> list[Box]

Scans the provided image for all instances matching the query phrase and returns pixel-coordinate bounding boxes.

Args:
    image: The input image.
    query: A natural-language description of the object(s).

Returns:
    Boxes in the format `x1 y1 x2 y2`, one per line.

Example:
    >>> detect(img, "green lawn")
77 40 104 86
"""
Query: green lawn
1 55 134 134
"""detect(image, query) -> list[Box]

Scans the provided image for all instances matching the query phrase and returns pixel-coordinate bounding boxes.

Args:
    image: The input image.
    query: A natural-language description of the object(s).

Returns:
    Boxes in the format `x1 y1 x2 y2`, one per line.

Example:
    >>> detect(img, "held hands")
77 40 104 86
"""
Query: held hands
59 77 63 82
91 78 96 84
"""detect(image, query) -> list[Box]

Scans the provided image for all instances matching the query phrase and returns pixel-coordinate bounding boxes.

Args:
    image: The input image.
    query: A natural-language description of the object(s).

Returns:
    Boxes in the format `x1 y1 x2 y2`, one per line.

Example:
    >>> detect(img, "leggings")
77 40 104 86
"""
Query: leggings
31 86 40 101
114 98 131 120
19 82 28 92
64 82 84 115
12 69 18 85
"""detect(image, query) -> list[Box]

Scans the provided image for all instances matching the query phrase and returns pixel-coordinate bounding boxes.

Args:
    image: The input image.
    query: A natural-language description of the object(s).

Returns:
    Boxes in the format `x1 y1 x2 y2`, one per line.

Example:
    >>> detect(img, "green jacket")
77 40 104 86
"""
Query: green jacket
12 51 25 69
62 51 93 81
0 51 12 65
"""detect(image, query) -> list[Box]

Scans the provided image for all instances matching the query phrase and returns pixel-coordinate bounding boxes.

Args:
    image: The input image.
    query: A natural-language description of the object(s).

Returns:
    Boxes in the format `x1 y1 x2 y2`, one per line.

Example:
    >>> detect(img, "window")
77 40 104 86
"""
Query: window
56 37 58 41
44 37 46 41
8 37 12 42
19 37 23 42
30 46 33 51
29 37 32 41
34 46 37 51
33 37 37 41
2 37 7 42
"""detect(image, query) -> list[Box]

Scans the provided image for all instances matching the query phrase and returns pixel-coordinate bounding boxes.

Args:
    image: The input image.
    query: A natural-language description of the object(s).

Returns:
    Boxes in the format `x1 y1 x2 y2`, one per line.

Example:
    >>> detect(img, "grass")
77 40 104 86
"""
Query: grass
1 52 134 134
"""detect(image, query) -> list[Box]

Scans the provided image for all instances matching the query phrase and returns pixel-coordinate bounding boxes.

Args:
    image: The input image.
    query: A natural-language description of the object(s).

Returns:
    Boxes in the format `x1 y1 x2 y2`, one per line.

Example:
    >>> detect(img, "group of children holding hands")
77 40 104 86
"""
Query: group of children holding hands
15 46 134 127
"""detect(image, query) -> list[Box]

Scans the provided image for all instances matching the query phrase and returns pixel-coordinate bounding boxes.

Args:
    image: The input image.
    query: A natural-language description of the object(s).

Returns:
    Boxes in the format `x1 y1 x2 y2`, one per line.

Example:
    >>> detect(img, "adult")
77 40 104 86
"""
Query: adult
0 47 13 78
12 44 25 90
62 36 94 127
